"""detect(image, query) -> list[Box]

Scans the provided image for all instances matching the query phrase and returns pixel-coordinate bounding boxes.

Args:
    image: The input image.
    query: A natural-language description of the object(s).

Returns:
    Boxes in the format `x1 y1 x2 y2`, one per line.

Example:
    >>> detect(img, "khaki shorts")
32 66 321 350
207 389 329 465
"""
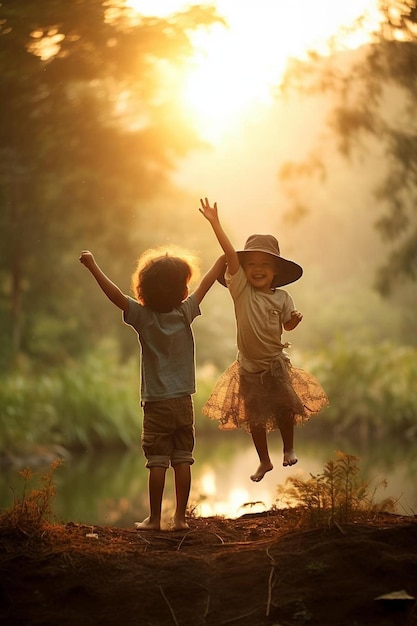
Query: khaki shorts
141 395 195 468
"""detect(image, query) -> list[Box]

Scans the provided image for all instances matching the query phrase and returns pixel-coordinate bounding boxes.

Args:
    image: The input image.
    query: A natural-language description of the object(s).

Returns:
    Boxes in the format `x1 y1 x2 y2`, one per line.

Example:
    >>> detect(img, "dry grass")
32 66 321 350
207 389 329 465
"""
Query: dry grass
276 451 398 527
0 459 62 537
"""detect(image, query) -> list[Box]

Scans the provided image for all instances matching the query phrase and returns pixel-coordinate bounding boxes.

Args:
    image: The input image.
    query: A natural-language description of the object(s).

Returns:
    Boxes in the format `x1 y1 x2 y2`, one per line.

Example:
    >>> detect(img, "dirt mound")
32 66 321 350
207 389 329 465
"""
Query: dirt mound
1 510 416 625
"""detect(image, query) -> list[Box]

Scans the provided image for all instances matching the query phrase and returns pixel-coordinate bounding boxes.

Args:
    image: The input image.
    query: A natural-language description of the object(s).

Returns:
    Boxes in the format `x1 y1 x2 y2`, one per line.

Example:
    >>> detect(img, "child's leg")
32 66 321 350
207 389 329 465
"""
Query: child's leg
279 417 298 467
172 462 191 530
135 466 167 530
249 424 273 482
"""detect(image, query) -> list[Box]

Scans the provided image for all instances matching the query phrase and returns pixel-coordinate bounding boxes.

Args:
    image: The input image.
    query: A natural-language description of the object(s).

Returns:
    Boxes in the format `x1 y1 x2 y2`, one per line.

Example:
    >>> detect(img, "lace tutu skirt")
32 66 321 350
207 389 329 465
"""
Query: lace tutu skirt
202 359 328 433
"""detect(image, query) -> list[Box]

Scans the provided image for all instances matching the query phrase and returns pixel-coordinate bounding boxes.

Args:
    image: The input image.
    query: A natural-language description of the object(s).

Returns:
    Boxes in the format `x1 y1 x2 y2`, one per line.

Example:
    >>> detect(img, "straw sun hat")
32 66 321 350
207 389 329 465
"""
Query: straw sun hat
218 234 303 288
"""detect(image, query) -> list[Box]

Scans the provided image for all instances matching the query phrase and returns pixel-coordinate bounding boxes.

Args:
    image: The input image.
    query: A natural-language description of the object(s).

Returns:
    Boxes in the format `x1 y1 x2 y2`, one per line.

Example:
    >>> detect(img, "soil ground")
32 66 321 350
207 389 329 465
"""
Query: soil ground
1 510 417 626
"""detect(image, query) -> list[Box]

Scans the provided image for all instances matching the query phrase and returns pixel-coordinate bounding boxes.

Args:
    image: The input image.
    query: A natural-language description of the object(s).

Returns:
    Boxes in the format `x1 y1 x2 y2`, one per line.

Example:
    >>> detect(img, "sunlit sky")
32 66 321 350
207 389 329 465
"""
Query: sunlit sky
128 0 382 141
122 2 409 521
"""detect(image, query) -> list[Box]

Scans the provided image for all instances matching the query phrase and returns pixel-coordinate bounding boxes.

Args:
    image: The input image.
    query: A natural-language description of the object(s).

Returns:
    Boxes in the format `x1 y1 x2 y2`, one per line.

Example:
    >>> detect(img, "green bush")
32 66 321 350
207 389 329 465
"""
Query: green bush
308 341 417 438
0 340 140 454
1 341 416 455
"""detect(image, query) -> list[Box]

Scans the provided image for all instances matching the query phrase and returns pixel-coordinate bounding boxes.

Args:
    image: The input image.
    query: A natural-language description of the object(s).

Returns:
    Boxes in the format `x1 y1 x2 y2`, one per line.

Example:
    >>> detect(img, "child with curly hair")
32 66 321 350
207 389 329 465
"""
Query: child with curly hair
80 247 225 530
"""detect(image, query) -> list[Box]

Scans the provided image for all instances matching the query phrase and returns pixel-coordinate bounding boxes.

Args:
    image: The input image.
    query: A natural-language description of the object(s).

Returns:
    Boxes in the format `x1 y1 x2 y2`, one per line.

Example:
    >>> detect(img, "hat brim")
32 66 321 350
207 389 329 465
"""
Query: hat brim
217 251 303 288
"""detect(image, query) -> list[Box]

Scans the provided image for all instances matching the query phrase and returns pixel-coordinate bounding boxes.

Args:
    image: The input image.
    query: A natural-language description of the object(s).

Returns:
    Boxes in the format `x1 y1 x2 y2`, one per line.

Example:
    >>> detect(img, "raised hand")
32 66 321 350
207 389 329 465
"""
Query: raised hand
199 197 219 224
79 250 128 311
79 250 96 270
198 197 239 275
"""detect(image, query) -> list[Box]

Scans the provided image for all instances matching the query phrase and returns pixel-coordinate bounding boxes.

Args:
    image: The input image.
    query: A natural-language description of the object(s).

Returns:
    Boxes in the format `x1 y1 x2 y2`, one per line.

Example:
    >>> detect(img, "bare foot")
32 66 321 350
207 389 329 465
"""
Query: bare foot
250 461 273 482
134 517 160 531
171 518 189 531
283 449 298 467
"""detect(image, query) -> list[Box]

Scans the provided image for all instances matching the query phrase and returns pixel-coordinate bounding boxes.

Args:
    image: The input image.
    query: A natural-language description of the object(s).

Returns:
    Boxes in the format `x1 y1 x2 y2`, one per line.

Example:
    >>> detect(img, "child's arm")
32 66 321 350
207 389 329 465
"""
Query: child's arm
199 198 240 277
79 250 129 313
192 255 227 305
284 310 303 331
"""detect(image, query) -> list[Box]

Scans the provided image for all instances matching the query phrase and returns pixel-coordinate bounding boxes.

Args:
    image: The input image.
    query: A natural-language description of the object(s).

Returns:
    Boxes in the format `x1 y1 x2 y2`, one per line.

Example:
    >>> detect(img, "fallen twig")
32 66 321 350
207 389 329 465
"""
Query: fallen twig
220 607 259 624
333 520 347 535
266 565 275 617
159 585 179 626
176 530 225 551
266 543 279 617
203 593 211 618
134 532 151 545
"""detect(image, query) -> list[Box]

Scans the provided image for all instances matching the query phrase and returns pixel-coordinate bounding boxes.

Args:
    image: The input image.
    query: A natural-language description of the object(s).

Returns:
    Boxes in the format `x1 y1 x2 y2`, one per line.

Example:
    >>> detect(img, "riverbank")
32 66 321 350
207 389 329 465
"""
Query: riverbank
1 509 416 625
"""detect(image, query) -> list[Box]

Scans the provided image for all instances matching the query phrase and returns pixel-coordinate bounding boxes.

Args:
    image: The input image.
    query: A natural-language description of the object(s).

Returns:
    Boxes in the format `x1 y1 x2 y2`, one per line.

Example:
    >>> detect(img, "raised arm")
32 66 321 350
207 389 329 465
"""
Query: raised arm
79 251 129 313
192 254 227 305
199 198 240 277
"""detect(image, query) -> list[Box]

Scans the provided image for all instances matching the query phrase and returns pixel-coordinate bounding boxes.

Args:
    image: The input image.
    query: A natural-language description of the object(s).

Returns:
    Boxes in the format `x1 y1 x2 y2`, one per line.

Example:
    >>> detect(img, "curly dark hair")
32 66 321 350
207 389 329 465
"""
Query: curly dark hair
131 247 199 313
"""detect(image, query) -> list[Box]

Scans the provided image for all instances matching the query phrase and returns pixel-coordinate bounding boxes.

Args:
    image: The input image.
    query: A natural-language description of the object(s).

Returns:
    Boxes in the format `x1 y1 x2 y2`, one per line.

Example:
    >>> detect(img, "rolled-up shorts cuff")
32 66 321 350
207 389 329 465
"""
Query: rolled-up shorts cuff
171 450 195 466
145 455 170 469
145 452 194 469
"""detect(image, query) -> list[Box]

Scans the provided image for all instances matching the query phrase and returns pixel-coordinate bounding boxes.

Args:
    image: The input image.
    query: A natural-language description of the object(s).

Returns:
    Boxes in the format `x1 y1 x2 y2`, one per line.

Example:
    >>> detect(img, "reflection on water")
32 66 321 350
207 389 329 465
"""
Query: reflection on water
1 429 416 527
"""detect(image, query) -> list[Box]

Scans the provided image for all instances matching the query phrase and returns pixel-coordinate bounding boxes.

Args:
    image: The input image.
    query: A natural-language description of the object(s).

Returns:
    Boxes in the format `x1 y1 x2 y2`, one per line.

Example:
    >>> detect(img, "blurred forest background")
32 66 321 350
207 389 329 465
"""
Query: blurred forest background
1 0 417 461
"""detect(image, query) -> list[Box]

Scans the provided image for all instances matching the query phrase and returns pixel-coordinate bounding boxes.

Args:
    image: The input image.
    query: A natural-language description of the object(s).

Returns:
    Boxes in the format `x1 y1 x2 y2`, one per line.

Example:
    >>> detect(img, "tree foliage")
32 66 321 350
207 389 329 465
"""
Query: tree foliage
0 0 220 369
279 0 417 295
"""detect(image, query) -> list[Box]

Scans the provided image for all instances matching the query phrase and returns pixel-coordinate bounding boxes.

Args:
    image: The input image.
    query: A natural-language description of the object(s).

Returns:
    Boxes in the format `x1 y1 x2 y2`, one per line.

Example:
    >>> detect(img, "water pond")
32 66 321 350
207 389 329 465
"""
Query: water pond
1 429 416 527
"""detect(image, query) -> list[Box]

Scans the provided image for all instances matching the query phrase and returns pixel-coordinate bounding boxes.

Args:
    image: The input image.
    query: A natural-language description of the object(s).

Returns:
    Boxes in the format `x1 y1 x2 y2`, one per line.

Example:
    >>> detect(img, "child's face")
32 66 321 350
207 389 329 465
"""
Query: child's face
242 251 277 292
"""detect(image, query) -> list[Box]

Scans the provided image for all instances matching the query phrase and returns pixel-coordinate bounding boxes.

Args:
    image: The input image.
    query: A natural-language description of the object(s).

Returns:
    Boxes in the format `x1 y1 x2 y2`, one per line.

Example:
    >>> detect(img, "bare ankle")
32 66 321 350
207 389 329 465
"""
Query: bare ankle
250 460 273 482
171 517 189 531
134 516 161 531
283 449 298 467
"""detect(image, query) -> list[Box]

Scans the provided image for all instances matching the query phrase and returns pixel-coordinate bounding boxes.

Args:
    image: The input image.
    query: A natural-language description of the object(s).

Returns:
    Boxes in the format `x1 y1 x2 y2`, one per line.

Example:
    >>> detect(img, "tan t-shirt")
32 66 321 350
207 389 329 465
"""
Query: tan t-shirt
226 265 295 373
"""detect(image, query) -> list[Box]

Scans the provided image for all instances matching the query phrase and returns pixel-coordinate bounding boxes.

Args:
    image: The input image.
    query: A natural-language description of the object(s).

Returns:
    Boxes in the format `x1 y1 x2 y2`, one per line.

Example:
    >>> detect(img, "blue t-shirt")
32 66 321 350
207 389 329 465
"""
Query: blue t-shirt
123 294 201 402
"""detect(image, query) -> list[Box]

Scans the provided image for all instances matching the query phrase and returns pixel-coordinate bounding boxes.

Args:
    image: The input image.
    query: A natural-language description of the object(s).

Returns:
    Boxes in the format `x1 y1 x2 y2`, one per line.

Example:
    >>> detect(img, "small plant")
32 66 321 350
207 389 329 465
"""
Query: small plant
0 459 62 535
276 451 396 527
305 560 328 575
239 501 267 513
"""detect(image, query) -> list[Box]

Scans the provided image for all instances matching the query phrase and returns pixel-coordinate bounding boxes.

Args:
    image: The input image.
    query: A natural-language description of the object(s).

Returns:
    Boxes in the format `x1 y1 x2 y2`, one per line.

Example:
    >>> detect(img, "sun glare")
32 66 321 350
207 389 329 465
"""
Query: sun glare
127 0 382 141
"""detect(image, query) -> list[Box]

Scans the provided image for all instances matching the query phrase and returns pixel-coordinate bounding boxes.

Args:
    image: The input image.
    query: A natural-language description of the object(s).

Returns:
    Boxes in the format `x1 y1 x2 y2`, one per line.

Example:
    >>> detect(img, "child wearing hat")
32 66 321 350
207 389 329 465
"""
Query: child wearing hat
199 198 328 482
